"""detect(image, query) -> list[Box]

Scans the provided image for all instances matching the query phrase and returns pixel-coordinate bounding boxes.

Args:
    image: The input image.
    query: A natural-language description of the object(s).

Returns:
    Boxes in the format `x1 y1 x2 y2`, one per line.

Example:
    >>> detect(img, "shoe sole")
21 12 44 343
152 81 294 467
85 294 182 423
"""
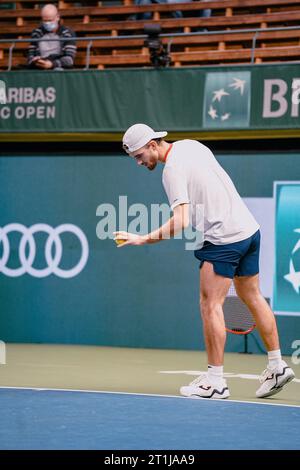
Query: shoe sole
180 387 230 399
256 372 295 398
190 393 230 400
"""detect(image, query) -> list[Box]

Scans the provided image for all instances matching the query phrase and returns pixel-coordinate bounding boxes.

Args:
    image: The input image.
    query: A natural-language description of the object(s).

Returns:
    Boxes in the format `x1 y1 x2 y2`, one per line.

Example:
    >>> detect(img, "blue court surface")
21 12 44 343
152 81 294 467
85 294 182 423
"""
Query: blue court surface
0 388 299 450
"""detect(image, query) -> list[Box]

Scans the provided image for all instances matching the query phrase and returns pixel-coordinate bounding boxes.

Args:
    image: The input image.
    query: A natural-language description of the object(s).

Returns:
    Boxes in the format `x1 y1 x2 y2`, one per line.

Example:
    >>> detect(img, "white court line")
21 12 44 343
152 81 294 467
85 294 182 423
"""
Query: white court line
160 370 300 383
0 385 299 409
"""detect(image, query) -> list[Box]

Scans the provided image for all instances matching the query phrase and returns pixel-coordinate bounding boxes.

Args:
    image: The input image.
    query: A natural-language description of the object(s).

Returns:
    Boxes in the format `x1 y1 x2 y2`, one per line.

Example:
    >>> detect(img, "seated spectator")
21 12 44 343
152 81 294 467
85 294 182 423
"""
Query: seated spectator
198 0 212 19
27 4 76 70
130 0 183 20
168 0 212 19
130 0 211 21
196 0 212 31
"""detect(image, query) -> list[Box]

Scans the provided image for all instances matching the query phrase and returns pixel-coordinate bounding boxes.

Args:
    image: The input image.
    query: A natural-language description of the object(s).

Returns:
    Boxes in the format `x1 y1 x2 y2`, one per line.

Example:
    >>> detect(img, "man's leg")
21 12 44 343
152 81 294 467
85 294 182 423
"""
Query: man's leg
234 274 295 397
180 261 231 399
200 0 212 18
233 274 279 351
200 261 232 365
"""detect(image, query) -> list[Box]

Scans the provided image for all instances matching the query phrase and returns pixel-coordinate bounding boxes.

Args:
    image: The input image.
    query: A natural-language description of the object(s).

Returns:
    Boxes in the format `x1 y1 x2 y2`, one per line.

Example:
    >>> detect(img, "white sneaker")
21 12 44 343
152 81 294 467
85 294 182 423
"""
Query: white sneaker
180 374 230 399
256 360 295 398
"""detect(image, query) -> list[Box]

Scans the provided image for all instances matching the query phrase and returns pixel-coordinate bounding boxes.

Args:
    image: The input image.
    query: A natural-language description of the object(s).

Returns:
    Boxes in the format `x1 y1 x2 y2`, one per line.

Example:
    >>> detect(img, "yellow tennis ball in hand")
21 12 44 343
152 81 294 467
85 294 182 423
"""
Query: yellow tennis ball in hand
115 239 126 246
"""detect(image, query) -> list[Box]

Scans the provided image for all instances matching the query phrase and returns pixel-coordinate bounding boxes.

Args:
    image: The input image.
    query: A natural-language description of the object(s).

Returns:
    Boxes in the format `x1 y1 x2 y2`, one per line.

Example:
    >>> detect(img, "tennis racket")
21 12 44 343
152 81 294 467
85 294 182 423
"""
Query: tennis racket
223 283 256 335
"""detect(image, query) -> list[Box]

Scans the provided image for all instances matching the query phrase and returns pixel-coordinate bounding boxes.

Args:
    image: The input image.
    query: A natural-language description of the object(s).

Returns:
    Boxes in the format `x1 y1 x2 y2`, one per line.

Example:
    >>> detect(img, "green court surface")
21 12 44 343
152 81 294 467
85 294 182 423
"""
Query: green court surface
0 344 299 406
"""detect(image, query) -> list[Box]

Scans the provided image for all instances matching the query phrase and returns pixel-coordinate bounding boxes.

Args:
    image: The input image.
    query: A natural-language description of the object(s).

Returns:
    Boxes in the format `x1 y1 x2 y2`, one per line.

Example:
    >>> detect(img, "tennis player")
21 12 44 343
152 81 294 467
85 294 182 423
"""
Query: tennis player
115 123 295 399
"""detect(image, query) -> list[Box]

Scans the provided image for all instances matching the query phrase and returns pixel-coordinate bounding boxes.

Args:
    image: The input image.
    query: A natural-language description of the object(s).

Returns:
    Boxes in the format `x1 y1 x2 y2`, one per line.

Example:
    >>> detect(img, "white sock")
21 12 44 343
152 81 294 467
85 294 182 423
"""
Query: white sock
207 365 224 384
268 349 282 369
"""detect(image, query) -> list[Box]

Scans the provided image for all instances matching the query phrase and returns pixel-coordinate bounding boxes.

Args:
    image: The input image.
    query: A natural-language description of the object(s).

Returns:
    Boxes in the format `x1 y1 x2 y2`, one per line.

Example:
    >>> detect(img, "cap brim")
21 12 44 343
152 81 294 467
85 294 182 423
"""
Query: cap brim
153 131 168 139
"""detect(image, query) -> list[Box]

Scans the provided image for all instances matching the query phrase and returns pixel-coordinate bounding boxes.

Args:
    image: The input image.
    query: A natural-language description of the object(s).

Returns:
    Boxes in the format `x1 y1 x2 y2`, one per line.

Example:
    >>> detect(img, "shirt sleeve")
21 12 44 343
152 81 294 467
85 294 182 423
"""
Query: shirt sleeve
27 28 42 65
52 27 77 69
162 165 190 210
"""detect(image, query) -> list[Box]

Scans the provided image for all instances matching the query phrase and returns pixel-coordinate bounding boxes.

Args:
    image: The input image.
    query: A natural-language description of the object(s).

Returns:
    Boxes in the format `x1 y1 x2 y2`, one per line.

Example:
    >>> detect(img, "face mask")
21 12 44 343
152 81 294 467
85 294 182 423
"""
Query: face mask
43 21 58 32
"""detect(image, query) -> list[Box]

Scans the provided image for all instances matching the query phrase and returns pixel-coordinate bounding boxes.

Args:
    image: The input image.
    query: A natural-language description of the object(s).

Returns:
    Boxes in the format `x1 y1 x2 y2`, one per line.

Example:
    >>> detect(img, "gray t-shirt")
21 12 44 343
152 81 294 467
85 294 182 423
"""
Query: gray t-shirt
162 139 259 245
38 33 61 58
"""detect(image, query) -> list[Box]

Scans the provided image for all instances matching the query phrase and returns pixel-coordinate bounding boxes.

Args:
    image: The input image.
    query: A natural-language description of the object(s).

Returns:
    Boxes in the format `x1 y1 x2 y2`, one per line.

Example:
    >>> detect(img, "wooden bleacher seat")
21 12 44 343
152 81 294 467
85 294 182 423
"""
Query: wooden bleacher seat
0 0 300 68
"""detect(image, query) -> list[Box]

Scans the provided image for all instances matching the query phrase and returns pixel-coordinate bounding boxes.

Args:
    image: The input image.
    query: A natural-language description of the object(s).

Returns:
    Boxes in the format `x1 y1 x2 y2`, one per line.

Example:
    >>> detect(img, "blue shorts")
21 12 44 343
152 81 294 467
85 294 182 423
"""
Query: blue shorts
194 230 261 279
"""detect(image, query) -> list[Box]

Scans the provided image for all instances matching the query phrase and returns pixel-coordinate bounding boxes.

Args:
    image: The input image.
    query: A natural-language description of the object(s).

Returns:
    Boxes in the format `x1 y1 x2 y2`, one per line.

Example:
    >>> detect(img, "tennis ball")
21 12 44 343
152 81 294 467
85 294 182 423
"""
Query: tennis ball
115 239 126 245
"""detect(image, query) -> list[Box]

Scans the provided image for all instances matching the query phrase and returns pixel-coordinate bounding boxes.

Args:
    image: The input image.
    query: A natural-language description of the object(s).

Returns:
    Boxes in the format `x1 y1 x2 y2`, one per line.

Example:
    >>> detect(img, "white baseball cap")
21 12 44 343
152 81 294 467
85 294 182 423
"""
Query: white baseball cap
122 123 168 154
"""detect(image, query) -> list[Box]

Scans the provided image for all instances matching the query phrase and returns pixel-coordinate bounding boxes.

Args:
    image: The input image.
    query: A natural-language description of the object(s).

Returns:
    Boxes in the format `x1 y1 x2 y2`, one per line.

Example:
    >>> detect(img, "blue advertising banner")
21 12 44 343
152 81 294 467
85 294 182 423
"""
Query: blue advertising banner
0 153 299 352
274 182 300 314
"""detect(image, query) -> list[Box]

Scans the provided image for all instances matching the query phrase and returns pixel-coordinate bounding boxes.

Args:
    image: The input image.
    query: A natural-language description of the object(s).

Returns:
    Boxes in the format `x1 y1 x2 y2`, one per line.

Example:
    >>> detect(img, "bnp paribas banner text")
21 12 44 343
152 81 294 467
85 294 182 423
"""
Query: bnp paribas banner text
0 64 300 134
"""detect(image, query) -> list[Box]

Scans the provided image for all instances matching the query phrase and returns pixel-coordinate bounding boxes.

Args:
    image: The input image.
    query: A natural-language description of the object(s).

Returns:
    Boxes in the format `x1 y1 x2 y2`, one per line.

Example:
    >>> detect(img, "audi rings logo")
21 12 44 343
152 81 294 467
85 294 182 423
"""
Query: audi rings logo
0 223 89 279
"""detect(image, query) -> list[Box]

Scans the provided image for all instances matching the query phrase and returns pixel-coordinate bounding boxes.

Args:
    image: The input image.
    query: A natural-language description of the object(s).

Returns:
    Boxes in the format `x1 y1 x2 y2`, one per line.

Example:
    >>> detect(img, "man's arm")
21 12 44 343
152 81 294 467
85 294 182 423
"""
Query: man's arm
51 27 77 69
114 203 190 247
144 203 190 243
27 28 43 66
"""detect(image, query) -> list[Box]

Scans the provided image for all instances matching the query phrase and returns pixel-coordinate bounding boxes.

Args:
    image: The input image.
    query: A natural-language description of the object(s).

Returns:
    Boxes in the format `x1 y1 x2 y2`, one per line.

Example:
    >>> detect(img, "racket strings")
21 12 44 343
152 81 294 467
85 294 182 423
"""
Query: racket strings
223 283 256 333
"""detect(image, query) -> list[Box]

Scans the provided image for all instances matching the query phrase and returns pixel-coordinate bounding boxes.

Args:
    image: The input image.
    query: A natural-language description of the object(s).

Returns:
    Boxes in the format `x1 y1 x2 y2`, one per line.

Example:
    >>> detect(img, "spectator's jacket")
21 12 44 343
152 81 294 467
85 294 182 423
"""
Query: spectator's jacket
27 24 76 69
